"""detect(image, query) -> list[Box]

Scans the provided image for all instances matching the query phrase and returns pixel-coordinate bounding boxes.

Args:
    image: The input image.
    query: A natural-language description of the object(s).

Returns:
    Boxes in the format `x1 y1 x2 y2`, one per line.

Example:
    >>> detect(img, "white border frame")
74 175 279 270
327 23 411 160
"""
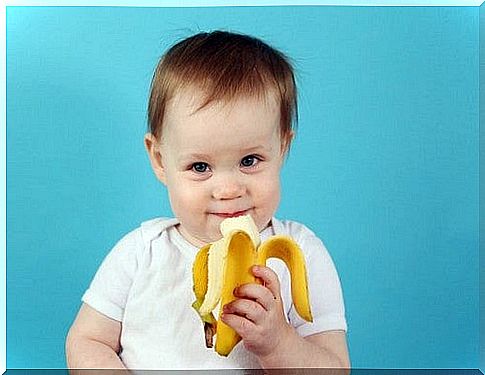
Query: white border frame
2 1 483 374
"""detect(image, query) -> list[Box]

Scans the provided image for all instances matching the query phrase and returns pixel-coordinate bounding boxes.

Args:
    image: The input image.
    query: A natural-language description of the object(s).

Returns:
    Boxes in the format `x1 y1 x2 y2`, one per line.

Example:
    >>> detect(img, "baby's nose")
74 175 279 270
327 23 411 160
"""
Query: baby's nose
212 174 246 200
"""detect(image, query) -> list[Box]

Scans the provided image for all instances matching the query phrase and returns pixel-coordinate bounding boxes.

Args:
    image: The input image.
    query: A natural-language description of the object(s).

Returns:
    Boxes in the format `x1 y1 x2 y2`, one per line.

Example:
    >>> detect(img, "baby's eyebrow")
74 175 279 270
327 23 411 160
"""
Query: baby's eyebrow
177 153 211 164
240 145 270 154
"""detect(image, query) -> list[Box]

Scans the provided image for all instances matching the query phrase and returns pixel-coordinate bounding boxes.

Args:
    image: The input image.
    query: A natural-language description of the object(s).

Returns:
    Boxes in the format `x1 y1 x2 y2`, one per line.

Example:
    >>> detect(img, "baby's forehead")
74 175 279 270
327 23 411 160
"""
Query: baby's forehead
161 88 282 147
168 85 280 115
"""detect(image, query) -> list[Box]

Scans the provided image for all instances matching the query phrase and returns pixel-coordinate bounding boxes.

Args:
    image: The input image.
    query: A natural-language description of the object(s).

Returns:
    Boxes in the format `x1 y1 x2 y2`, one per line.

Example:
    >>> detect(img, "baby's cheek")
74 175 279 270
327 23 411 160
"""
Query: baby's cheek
169 183 202 215
182 189 206 212
255 174 281 209
265 170 282 195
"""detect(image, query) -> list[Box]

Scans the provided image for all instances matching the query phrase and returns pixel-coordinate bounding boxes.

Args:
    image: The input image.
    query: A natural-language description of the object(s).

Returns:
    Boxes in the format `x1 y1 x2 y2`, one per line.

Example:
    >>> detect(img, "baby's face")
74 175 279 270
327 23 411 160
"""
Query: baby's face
157 88 285 247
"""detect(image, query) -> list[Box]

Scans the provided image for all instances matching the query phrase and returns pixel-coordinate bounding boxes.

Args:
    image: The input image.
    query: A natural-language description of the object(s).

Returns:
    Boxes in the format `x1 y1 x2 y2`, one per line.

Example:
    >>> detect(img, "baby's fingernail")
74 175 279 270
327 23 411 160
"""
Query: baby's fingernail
252 265 260 272
233 287 239 296
220 313 228 321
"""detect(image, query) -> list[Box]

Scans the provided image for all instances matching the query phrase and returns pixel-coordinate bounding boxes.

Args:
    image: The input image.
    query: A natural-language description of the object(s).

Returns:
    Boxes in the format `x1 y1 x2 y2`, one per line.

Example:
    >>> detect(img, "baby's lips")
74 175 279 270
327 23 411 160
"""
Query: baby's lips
212 210 248 218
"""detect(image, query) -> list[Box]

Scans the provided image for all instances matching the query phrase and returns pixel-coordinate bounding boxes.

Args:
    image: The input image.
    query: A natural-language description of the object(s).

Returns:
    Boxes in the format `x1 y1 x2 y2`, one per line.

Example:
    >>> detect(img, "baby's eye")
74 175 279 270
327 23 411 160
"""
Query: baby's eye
240 155 261 168
191 162 209 173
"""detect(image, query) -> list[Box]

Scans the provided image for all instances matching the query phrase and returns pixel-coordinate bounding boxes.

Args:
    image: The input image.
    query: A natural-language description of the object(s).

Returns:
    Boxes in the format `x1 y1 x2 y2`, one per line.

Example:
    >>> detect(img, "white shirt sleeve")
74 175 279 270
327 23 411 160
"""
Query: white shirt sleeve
81 228 143 322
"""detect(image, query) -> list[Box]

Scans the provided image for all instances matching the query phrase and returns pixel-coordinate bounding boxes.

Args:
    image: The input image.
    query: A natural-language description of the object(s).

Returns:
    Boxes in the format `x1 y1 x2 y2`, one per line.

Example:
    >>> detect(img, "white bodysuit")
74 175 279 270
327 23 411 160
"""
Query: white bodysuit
82 217 347 370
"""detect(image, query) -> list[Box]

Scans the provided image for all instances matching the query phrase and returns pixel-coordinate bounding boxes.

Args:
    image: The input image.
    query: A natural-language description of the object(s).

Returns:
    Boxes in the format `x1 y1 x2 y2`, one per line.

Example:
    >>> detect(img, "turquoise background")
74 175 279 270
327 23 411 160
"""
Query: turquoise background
479 3 484 374
7 5 479 369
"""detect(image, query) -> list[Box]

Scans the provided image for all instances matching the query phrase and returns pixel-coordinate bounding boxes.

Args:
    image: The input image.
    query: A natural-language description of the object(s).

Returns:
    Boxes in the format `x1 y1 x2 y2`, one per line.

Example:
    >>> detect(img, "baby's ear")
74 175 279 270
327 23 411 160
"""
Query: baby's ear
144 133 167 185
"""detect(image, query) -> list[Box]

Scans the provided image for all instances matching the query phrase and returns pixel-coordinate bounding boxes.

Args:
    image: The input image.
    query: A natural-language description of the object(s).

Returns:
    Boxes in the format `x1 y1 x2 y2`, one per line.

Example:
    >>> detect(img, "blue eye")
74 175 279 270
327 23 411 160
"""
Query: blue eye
192 162 209 173
240 155 260 168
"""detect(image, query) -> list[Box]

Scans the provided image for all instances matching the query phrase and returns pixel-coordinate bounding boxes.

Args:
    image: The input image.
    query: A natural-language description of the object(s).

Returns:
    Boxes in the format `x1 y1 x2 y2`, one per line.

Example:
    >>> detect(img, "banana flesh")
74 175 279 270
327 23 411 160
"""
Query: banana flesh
220 214 261 248
198 237 229 316
191 215 313 356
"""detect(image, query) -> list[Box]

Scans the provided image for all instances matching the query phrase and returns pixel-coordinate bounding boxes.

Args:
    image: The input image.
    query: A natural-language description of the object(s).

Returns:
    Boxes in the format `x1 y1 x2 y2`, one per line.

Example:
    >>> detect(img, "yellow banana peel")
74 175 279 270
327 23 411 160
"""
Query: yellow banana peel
191 215 313 357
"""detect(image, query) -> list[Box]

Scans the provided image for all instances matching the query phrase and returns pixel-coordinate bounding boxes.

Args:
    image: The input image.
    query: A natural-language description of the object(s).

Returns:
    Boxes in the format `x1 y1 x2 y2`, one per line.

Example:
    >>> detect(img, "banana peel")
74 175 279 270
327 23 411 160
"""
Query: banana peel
191 215 313 357
191 244 218 348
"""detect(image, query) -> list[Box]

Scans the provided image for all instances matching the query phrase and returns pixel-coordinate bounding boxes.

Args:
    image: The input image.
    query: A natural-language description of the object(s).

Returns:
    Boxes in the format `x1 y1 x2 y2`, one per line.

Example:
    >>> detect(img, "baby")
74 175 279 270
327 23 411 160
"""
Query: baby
66 30 350 371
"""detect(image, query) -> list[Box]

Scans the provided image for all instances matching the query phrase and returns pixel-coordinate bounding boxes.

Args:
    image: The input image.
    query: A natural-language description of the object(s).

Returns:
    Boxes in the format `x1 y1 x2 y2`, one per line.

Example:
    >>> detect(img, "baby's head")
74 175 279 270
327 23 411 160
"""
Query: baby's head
145 30 298 246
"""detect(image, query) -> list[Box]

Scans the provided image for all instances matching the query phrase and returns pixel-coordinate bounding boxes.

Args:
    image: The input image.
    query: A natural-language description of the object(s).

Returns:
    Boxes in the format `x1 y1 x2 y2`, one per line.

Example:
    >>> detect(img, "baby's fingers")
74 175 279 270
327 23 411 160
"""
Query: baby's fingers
223 298 265 323
251 265 282 301
220 311 257 338
233 283 275 311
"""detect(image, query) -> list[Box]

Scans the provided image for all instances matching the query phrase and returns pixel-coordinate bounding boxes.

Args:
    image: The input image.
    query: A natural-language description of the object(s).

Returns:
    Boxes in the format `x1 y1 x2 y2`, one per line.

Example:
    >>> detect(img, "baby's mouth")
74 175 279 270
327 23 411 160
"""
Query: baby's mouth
210 210 249 219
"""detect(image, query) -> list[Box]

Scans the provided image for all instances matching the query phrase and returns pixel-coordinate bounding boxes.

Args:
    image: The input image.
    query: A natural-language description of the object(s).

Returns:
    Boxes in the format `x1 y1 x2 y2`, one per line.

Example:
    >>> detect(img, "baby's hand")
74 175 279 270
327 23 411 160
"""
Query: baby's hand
220 265 294 359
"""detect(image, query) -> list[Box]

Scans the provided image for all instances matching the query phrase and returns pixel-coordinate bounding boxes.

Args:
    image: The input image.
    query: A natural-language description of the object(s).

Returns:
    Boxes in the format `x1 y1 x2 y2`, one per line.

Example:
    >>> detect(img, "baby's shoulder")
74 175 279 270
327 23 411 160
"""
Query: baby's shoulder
272 217 319 242
139 216 179 242
271 218 332 261
110 217 178 256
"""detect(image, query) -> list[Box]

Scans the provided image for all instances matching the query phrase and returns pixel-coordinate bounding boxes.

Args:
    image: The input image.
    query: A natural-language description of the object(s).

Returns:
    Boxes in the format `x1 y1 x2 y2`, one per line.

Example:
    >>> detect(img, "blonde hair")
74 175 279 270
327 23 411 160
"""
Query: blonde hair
147 30 298 151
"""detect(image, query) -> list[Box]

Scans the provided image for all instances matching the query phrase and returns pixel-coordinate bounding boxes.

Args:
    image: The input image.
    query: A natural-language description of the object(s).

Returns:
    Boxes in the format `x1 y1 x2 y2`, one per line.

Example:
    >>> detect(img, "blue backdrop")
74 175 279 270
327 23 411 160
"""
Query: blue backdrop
7 5 479 369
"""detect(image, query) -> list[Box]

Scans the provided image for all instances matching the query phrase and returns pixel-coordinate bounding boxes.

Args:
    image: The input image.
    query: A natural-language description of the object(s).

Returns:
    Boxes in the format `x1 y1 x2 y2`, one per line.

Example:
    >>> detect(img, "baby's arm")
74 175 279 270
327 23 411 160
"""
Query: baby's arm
66 303 127 371
259 329 350 370
221 265 350 371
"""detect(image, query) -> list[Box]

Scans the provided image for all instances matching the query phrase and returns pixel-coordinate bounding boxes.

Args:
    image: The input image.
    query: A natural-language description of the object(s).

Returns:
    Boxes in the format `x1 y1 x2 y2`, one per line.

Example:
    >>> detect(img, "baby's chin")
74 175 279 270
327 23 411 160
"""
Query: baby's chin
191 228 226 247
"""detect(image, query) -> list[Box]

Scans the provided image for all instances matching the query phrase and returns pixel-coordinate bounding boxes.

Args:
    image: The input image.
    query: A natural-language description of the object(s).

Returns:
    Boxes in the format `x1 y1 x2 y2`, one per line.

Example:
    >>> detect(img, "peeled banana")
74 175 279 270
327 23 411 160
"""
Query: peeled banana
191 215 313 357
